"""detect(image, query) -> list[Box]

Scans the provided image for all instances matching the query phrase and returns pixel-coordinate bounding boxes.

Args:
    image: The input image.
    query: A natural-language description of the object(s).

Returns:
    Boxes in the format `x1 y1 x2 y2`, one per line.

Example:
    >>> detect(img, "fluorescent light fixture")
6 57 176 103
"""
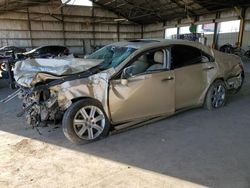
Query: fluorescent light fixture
61 0 92 6
114 18 128 22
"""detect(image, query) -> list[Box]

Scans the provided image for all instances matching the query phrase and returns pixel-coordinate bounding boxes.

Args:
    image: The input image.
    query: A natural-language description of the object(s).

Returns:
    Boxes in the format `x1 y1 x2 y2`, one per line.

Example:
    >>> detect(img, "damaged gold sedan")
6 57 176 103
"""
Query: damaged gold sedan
2 39 244 144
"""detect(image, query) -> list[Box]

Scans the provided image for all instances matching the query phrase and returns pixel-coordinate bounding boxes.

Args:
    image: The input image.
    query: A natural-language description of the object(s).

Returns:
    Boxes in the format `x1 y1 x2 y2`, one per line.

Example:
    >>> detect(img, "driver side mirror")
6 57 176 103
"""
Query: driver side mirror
120 65 135 86
121 65 134 79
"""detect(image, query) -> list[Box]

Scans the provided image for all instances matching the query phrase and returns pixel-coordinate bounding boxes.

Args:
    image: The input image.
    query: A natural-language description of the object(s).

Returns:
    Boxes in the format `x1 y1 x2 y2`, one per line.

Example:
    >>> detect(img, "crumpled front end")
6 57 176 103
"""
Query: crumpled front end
12 57 113 127
14 57 103 87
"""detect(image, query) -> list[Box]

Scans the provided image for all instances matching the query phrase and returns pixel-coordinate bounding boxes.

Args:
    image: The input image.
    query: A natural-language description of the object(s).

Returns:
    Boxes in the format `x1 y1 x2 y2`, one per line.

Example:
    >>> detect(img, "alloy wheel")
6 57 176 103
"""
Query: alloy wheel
73 105 105 140
211 84 226 108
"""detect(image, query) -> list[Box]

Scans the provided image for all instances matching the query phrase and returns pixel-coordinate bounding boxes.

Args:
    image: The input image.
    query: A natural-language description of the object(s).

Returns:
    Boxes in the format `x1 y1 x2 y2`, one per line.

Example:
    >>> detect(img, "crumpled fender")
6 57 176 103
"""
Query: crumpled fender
53 69 115 118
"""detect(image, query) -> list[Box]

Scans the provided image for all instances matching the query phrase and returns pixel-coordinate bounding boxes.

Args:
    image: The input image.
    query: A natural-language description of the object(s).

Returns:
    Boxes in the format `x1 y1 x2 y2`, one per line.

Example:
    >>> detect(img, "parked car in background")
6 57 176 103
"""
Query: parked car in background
0 46 26 56
17 45 70 59
6 39 244 144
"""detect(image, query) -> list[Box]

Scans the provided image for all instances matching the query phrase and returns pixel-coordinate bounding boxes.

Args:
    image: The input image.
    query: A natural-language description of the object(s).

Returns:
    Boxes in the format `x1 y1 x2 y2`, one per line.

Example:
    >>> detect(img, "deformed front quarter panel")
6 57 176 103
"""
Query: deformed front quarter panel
54 70 115 117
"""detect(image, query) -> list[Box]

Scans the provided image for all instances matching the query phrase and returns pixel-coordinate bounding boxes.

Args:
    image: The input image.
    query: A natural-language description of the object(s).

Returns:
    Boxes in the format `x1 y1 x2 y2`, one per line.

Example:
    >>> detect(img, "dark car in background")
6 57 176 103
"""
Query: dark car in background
0 46 26 56
18 45 70 59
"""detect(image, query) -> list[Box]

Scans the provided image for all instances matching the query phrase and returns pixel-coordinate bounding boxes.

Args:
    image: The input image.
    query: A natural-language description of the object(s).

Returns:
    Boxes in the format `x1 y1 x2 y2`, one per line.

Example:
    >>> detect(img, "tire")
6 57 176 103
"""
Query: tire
62 98 110 144
204 80 227 110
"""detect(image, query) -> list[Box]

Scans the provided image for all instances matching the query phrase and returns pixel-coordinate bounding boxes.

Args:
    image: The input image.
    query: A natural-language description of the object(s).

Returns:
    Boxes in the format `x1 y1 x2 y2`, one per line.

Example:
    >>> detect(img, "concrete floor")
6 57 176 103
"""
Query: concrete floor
0 64 250 188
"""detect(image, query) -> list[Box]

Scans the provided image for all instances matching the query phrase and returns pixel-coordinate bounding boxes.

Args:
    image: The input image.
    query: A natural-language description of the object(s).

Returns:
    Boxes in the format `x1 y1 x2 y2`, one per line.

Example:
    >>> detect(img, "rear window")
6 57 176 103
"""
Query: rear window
171 45 202 69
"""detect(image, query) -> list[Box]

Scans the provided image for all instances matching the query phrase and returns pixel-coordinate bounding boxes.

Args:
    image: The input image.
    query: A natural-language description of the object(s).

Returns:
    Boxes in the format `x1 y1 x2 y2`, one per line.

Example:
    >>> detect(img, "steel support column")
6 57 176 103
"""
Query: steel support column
237 7 246 47
27 8 33 48
61 7 66 46
91 6 96 50
212 12 220 49
141 24 144 39
117 22 120 41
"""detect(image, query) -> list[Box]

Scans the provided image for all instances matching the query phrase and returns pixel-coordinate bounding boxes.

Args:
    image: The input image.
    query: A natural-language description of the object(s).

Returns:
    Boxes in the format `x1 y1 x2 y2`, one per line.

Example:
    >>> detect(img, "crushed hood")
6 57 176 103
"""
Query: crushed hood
14 57 103 88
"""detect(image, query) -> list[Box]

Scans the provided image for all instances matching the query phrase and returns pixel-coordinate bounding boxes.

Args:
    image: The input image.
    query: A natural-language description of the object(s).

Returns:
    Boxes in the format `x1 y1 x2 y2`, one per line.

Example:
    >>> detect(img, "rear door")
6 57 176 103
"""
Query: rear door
171 45 214 109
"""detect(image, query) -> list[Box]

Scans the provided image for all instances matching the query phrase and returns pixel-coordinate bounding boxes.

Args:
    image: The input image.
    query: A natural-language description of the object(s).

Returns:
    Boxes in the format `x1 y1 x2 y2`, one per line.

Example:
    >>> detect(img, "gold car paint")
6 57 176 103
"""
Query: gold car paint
26 40 242 125
213 50 242 81
53 70 115 117
55 45 241 124
109 70 175 123
174 62 216 110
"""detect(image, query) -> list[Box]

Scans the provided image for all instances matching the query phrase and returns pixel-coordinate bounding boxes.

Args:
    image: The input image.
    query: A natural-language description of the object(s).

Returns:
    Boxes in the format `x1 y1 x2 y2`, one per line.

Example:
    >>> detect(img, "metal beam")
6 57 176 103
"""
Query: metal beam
169 0 196 16
61 7 66 46
91 5 96 50
237 7 246 47
117 21 120 41
212 12 220 49
141 24 143 39
27 7 33 48
91 0 140 24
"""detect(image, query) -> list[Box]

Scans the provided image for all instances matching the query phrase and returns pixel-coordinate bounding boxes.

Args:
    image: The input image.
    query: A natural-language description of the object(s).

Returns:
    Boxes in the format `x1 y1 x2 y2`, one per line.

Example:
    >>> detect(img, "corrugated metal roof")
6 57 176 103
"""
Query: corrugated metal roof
0 0 59 12
0 0 249 24
91 0 250 24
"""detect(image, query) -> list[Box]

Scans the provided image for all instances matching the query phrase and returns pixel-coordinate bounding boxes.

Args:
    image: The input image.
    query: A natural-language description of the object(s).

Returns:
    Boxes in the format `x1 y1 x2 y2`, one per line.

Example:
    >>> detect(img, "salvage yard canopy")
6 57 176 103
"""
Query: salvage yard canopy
0 0 250 24
0 0 60 11
90 0 250 24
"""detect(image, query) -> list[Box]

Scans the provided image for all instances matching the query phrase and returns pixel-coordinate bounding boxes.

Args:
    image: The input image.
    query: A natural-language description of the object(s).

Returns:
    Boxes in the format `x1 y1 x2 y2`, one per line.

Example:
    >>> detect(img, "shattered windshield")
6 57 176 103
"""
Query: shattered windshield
86 45 136 70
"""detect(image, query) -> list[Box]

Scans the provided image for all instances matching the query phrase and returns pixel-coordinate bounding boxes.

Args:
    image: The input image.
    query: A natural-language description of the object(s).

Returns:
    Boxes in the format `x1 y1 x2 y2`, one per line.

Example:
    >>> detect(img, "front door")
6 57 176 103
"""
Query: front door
109 49 175 123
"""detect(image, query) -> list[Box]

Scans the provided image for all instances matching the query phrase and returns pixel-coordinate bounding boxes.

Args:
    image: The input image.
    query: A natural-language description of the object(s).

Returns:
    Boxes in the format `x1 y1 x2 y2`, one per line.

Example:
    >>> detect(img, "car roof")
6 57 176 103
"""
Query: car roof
0 46 17 50
32 45 65 50
112 39 213 57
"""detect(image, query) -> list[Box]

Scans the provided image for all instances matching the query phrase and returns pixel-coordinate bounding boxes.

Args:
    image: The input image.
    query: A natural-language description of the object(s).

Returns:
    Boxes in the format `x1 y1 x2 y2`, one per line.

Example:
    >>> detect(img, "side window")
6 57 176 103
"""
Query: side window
171 45 202 69
39 47 47 54
49 46 56 55
122 49 166 78
53 47 61 55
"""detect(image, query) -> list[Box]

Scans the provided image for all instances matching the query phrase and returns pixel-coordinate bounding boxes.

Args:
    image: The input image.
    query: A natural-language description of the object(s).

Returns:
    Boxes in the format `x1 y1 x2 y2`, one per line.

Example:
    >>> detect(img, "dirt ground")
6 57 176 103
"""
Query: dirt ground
0 64 250 188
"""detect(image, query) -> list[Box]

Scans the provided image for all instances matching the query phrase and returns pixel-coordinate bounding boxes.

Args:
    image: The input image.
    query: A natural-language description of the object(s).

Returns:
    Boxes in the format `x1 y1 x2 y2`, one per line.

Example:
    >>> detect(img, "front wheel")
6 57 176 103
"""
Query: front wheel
204 80 227 110
62 99 110 144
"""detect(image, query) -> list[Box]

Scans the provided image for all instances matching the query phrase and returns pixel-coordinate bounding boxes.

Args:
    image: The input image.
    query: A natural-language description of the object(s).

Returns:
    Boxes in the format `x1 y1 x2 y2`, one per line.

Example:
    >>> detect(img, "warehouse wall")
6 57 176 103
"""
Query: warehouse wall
143 23 164 39
1 4 249 55
0 4 142 54
242 8 250 50
143 8 250 50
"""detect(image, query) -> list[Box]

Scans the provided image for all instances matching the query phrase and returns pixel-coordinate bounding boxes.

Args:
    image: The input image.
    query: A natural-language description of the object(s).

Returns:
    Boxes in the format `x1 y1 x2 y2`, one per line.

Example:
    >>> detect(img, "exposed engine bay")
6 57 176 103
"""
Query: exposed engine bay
18 88 63 126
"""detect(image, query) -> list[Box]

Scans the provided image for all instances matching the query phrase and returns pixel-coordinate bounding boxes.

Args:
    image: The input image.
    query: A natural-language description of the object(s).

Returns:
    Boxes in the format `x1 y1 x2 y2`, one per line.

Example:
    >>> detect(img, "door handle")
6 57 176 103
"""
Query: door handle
162 77 174 82
203 67 215 71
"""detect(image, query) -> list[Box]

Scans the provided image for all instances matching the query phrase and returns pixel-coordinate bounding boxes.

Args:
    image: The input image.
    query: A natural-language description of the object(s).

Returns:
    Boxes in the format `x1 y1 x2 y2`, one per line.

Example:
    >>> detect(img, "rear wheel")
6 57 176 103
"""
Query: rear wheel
204 80 227 110
62 99 110 144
